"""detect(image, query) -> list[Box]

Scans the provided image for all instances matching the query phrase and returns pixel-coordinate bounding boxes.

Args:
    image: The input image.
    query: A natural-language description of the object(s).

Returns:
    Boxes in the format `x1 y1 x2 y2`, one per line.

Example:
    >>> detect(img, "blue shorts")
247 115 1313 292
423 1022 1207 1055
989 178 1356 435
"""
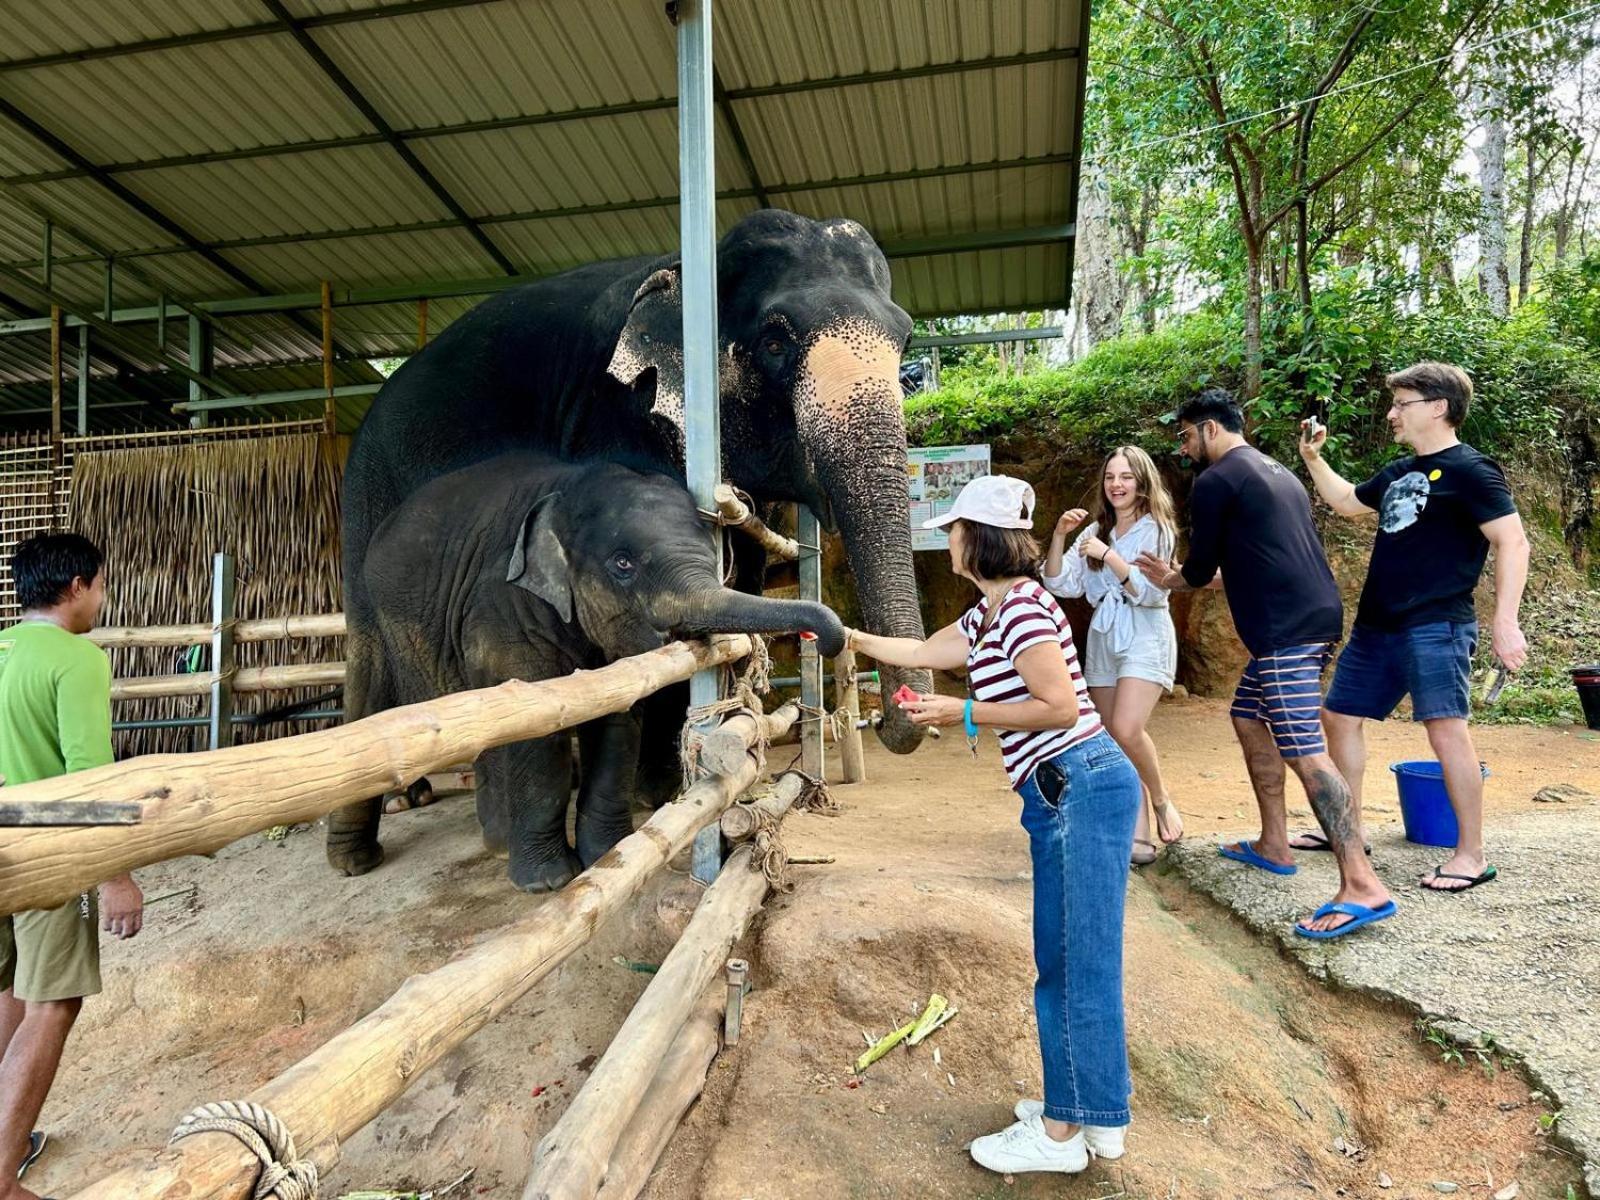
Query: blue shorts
1324 621 1476 722
1230 643 1334 759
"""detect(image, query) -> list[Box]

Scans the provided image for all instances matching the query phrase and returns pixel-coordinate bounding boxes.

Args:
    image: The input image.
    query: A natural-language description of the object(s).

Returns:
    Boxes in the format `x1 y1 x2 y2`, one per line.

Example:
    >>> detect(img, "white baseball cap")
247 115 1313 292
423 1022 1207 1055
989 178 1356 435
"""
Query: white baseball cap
922 474 1036 530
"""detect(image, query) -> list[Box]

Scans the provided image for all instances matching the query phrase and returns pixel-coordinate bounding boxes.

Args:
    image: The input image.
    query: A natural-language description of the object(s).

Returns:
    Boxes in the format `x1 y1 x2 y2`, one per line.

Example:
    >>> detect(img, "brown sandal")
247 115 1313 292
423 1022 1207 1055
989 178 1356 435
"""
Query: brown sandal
1131 838 1160 866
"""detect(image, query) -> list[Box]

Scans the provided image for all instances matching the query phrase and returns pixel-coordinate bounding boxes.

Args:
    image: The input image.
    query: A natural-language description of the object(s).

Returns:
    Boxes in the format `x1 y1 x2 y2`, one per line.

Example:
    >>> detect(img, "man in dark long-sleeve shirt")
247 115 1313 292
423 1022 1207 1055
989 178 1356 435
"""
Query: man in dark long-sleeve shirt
1138 389 1393 939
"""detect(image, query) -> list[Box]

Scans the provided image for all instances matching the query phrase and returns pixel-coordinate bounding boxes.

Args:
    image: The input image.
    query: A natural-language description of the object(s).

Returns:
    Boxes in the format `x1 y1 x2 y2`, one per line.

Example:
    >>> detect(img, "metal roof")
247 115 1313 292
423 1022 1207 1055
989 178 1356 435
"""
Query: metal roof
0 0 1086 432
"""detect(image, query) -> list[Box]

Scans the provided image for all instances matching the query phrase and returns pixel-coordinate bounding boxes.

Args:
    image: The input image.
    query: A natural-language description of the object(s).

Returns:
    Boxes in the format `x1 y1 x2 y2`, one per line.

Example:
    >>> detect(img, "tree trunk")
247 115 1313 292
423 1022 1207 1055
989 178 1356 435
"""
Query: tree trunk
1243 242 1264 398
1518 127 1537 305
1077 166 1127 346
1475 73 1511 317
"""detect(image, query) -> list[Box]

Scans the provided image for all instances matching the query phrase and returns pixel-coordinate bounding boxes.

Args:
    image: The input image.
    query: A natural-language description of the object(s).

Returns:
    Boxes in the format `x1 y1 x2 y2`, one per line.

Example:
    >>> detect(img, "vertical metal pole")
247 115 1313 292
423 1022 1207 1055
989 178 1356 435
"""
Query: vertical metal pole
40 221 52 290
321 280 336 435
75 326 89 436
187 315 212 430
208 553 236 751
678 0 725 886
798 505 826 779
102 256 114 320
49 305 63 528
156 292 166 352
416 298 429 350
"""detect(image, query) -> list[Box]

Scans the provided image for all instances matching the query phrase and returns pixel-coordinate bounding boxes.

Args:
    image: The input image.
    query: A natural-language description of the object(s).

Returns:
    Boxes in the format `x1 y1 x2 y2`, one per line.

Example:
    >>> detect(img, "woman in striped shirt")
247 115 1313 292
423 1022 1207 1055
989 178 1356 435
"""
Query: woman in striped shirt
844 474 1143 1178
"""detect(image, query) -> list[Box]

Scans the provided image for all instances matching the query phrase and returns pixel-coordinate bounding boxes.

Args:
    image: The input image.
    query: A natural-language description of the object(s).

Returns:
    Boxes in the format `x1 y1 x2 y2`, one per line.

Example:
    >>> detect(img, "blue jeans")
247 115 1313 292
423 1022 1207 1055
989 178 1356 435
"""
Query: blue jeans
1016 728 1141 1126
1325 621 1477 722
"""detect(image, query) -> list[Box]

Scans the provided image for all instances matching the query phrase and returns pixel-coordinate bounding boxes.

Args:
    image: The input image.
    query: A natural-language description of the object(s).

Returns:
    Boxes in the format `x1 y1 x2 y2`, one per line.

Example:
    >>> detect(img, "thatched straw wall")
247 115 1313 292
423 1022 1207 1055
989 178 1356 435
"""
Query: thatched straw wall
68 429 346 757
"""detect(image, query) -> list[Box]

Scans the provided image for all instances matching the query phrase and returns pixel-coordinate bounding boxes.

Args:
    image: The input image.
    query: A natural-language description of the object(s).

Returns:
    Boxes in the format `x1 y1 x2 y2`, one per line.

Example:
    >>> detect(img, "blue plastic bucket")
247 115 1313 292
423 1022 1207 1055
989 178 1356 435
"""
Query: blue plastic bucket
1391 760 1488 847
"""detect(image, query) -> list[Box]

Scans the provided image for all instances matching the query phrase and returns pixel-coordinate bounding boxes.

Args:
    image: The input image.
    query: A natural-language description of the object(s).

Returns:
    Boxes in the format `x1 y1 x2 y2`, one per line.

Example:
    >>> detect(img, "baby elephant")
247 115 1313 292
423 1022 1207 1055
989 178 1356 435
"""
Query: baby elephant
352 452 844 892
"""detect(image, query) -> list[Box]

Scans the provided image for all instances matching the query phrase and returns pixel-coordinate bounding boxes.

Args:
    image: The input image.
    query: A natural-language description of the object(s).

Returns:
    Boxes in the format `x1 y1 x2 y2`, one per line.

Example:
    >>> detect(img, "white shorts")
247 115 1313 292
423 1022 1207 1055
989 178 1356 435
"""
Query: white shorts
1082 607 1177 691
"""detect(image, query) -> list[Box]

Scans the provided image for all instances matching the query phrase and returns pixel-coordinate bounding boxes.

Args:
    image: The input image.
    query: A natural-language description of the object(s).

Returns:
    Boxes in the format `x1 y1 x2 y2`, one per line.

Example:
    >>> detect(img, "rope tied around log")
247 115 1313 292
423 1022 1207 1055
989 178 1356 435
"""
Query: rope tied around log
169 1100 320 1199
678 638 773 791
747 769 838 892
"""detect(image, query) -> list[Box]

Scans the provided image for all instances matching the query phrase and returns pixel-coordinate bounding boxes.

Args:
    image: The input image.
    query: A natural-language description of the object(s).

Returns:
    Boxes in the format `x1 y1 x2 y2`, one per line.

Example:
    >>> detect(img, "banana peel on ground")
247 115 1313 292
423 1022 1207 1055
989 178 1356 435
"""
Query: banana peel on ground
854 993 959 1073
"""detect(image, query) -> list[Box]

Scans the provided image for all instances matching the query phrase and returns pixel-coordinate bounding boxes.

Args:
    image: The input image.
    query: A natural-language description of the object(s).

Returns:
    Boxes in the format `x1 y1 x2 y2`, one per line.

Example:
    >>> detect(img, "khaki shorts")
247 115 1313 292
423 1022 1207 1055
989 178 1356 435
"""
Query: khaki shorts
0 891 101 1002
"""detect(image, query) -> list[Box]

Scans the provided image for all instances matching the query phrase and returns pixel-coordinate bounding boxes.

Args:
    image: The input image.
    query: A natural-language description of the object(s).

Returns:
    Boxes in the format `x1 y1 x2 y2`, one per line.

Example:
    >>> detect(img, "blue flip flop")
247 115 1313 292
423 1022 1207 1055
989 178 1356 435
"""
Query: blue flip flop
1218 840 1297 875
1294 898 1398 939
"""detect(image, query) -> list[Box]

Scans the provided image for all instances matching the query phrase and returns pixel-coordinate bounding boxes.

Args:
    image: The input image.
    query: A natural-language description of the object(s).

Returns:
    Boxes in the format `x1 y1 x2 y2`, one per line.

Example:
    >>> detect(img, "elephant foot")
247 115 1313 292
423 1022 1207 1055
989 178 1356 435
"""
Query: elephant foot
509 848 583 893
576 815 635 868
327 839 385 877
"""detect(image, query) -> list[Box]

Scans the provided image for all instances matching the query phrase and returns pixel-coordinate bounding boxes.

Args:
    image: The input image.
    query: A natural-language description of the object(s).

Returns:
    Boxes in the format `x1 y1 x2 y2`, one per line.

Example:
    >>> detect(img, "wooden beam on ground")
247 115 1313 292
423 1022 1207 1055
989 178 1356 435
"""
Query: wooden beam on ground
594 984 723 1200
0 800 142 827
66 702 769 1200
88 612 346 649
526 757 809 1199
713 484 798 561
0 636 752 918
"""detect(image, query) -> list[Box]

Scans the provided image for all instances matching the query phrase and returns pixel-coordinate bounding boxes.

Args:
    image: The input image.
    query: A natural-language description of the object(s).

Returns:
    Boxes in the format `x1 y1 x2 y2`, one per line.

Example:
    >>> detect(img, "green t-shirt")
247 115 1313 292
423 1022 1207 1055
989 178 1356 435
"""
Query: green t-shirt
0 620 114 785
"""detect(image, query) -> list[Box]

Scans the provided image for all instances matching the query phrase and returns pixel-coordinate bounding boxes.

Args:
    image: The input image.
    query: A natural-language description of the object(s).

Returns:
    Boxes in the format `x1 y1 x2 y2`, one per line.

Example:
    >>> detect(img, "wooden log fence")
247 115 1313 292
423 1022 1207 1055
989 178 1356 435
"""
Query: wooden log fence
713 483 798 561
69 700 797 1200
0 635 755 917
526 734 814 1199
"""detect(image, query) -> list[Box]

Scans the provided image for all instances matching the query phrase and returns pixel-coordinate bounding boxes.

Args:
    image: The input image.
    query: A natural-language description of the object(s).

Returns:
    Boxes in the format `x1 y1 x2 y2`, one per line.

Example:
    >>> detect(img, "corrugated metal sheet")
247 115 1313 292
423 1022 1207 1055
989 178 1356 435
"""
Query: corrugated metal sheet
0 0 1086 434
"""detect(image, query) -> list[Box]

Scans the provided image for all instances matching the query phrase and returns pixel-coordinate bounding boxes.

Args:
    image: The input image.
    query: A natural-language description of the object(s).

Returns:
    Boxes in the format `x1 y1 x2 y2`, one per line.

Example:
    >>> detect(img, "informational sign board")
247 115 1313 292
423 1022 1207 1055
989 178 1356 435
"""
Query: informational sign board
908 444 992 550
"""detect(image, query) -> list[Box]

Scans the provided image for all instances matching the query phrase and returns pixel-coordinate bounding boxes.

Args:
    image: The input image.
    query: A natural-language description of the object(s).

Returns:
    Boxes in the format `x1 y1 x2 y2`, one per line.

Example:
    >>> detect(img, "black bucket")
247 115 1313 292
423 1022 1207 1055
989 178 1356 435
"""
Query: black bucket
1572 665 1600 731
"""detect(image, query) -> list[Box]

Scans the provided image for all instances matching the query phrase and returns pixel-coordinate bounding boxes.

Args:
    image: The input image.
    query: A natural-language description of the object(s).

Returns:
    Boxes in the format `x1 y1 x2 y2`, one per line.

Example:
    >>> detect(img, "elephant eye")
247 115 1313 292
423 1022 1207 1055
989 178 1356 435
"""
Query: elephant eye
764 338 785 357
609 552 637 579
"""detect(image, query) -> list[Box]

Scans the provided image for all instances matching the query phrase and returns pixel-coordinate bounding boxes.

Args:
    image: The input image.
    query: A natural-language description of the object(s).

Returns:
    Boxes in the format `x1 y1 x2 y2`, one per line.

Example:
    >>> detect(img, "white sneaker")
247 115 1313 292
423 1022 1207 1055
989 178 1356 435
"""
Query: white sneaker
969 1115 1089 1175
1012 1101 1127 1159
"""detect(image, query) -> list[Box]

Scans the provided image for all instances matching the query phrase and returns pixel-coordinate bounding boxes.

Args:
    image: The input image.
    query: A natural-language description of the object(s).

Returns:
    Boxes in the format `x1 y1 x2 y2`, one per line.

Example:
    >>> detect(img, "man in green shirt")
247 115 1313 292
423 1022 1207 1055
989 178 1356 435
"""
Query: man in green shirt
0 533 142 1199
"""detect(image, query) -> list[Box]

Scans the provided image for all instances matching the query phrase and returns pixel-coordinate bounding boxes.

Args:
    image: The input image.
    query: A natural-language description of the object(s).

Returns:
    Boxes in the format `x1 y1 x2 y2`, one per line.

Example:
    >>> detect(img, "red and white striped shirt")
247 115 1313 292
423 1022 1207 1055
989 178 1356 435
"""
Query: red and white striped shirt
958 579 1103 787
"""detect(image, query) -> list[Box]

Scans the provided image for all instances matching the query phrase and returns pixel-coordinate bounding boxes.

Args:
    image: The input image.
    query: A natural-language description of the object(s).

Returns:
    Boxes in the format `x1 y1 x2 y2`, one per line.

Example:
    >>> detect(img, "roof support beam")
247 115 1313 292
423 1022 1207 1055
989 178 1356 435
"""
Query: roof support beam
258 0 517 276
0 224 1075 334
3 48 1079 186
0 154 1073 270
0 262 229 395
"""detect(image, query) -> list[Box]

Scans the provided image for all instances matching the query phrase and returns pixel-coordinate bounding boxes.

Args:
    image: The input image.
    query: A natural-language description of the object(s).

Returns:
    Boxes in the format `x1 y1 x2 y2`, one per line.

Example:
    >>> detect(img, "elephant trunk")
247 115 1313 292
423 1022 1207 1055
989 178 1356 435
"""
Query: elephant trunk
796 327 931 754
649 584 847 659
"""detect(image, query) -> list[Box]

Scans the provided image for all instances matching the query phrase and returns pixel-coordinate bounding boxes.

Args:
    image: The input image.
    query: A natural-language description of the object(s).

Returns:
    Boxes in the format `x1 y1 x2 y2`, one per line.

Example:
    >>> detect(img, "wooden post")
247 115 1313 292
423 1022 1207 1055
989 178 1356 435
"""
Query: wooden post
834 647 866 783
527 754 811 1200
320 280 335 435
67 706 770 1200
797 504 825 779
76 325 90 435
593 984 723 1200
207 554 235 752
49 304 62 526
416 297 429 350
0 636 753 918
187 315 212 430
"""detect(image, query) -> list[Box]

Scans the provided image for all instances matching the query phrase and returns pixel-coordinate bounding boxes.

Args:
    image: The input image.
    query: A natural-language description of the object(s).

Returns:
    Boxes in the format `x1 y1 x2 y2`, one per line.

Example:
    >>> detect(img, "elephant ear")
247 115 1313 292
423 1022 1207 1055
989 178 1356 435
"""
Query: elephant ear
507 493 572 623
607 265 686 431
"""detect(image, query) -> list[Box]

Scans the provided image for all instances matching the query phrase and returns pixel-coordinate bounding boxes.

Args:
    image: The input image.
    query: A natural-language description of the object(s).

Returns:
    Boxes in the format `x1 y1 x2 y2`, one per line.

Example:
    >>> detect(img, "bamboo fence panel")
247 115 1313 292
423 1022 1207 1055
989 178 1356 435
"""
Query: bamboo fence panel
63 424 345 756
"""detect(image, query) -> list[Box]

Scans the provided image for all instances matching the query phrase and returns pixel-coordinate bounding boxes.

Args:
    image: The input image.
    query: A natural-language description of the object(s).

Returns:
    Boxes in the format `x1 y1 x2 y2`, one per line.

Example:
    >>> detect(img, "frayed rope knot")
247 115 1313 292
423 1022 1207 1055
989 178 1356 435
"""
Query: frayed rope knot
170 1100 320 1200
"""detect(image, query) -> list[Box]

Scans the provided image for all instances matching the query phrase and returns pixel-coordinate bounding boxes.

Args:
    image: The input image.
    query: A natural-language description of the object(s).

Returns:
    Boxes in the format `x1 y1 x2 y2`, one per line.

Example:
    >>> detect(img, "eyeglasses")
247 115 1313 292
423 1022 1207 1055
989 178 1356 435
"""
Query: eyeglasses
1392 396 1445 410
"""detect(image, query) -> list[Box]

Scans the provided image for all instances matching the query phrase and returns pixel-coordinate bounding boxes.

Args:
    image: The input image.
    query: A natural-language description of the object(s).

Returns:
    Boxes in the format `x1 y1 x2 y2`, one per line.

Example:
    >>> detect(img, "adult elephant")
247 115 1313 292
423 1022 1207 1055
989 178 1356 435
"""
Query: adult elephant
330 208 930 876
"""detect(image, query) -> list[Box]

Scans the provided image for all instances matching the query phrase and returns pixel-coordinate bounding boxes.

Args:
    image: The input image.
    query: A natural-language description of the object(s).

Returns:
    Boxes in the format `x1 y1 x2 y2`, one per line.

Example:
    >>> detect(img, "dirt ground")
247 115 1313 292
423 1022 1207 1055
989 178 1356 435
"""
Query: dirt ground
27 696 1599 1200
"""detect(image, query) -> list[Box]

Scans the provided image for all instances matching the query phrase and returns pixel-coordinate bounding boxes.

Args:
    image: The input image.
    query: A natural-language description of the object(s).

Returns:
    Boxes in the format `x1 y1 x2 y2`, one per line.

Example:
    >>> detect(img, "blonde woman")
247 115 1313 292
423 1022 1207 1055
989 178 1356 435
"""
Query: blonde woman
1044 446 1183 864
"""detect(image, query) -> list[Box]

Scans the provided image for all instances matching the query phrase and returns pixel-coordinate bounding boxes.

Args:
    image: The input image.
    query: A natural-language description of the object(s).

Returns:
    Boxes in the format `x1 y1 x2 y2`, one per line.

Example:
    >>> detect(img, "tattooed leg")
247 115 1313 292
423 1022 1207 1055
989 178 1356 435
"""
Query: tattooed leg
1287 752 1391 933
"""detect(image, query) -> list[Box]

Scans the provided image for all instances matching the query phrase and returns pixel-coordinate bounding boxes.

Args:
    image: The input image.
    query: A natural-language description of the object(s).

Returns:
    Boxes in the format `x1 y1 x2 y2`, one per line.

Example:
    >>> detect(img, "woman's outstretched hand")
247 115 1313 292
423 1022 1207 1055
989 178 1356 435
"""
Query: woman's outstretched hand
898 692 965 727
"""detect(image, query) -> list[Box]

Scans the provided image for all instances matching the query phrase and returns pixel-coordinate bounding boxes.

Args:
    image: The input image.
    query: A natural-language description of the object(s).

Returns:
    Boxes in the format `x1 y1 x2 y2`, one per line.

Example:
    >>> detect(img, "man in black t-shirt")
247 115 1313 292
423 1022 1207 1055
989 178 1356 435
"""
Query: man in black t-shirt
1139 389 1393 939
1300 361 1529 894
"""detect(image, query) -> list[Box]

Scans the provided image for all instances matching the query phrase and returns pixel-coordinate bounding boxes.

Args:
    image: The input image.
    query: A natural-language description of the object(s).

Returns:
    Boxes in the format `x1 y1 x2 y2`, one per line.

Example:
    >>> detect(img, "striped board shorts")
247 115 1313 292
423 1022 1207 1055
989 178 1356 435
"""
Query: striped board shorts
1230 643 1336 759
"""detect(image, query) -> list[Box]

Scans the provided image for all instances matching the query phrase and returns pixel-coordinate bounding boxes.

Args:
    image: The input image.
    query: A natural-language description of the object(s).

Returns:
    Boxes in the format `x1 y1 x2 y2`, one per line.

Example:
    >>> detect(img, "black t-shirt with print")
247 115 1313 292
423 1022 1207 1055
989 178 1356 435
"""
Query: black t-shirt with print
1353 442 1516 631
